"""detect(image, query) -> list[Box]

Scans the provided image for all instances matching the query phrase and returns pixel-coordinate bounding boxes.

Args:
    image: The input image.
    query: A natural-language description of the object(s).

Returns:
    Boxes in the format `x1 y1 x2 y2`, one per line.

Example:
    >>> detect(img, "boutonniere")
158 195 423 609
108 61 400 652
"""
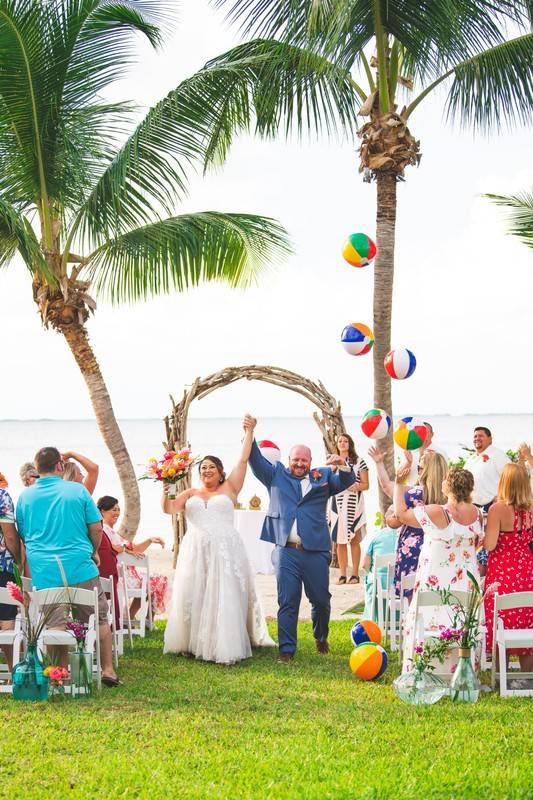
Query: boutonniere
481 454 489 462
311 469 322 481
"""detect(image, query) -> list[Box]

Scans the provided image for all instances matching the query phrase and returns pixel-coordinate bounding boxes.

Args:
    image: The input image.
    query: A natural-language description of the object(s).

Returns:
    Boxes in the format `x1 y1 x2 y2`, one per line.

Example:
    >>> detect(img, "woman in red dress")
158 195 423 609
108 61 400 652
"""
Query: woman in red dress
484 464 533 673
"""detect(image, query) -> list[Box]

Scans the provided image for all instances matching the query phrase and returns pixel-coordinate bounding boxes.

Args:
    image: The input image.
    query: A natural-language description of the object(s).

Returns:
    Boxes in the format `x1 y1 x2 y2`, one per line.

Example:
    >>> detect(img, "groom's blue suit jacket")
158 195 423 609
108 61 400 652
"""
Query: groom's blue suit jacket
249 440 355 552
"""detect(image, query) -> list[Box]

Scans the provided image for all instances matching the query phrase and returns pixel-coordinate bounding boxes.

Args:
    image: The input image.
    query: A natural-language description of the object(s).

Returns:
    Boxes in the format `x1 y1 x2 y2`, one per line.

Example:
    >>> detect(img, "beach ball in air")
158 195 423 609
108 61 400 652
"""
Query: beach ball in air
349 643 388 681
361 408 391 440
384 348 417 380
340 322 374 356
342 233 377 268
350 619 382 647
393 417 428 451
258 440 281 464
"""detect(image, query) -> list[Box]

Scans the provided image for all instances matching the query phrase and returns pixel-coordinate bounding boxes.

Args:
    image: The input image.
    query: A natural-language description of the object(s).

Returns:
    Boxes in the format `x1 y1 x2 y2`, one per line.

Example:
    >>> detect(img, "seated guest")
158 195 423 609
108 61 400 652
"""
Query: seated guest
484 464 533 674
97 525 120 629
62 451 99 495
0 486 20 672
361 506 401 621
15 447 119 686
19 462 39 487
395 468 482 675
97 496 168 618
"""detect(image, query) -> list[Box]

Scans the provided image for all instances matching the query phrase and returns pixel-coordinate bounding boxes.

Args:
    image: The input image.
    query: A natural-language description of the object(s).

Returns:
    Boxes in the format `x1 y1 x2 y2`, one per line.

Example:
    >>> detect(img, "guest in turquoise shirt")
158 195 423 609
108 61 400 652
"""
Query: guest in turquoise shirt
362 506 401 621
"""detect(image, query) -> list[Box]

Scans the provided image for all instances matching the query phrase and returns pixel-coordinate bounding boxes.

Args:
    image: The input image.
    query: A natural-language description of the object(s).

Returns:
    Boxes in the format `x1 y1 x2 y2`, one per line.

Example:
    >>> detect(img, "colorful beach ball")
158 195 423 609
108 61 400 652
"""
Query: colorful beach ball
258 440 281 464
384 348 417 380
342 233 377 268
349 643 388 681
350 619 382 647
361 408 391 440
393 417 428 451
340 322 374 356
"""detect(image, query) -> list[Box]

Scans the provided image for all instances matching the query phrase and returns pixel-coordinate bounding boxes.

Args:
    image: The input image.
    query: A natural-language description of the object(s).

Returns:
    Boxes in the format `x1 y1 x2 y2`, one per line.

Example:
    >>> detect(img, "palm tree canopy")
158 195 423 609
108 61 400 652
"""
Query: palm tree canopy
486 191 533 250
0 0 291 301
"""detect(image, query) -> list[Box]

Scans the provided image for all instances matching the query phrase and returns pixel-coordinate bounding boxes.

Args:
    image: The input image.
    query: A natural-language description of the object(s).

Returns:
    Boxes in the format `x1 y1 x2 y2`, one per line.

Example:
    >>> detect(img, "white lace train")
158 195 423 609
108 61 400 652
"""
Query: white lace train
163 494 275 664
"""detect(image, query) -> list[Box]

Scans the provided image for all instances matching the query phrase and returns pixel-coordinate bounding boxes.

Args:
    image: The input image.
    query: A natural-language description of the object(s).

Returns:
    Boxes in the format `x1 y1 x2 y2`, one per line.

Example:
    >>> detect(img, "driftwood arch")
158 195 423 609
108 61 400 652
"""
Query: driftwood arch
164 365 346 563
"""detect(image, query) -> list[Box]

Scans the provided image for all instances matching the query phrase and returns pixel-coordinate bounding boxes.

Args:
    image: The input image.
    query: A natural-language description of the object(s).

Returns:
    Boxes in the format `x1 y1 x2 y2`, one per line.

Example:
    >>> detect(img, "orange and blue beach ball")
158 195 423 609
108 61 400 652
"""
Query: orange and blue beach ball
349 643 388 680
342 233 377 267
340 322 374 356
350 619 382 647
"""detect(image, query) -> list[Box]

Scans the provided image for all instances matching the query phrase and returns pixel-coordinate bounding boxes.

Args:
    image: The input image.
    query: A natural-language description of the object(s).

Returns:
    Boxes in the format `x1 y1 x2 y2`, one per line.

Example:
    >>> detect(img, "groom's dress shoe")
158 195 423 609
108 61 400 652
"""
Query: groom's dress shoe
315 639 329 654
277 653 294 664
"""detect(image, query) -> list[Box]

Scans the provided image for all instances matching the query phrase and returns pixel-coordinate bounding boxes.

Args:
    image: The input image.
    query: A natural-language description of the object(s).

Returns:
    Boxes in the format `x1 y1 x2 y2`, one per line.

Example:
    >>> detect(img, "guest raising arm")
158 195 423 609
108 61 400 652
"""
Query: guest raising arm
62 451 99 495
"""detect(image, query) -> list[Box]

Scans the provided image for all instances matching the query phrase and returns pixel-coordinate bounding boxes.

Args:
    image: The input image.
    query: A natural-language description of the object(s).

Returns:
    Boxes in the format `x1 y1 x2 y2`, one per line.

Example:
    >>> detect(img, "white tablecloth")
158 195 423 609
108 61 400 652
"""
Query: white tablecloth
234 510 275 575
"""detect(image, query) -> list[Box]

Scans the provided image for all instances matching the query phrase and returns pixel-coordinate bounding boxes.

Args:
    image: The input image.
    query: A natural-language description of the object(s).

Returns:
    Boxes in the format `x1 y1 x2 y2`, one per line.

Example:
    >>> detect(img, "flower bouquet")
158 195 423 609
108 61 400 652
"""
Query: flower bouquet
66 621 93 698
393 628 461 705
140 448 196 497
44 666 69 700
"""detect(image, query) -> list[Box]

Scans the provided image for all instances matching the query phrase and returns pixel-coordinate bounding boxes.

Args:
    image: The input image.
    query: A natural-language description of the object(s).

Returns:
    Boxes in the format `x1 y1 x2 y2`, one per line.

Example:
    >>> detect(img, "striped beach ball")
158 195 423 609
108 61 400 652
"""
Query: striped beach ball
384 348 417 380
342 233 377 268
258 440 281 464
349 643 388 680
350 619 382 647
393 417 428 450
340 322 374 356
361 408 391 440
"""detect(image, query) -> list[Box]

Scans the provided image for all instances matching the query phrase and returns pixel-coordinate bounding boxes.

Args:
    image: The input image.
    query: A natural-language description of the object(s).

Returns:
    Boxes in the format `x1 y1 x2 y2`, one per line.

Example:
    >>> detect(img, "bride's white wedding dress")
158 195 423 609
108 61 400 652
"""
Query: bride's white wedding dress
163 494 275 664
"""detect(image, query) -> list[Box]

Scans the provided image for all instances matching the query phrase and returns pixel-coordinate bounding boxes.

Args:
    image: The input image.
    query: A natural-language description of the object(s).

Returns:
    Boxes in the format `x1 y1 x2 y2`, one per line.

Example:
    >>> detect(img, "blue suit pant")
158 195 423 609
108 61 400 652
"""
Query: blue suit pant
274 546 331 654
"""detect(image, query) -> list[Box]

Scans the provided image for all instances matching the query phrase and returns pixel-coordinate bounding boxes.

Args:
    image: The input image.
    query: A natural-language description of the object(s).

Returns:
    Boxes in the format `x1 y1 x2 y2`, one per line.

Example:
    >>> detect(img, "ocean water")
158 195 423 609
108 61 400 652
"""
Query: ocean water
1 414 531 546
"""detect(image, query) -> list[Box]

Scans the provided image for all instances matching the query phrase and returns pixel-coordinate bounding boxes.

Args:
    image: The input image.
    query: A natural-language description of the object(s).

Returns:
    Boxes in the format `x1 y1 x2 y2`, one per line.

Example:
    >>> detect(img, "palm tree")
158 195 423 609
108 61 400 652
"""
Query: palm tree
178 0 533 508
0 0 290 536
486 191 533 250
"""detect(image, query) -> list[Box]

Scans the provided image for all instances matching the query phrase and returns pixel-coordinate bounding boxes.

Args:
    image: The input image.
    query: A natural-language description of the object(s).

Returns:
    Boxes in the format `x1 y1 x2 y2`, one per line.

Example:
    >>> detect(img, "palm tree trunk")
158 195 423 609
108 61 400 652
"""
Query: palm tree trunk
373 171 397 513
61 324 140 538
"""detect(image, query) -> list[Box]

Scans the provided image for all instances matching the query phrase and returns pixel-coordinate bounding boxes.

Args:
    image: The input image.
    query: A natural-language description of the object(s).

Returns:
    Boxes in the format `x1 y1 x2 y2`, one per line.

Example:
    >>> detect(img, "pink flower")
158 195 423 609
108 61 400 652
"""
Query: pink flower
415 644 424 654
311 469 322 480
6 581 24 605
482 454 489 462
427 575 439 587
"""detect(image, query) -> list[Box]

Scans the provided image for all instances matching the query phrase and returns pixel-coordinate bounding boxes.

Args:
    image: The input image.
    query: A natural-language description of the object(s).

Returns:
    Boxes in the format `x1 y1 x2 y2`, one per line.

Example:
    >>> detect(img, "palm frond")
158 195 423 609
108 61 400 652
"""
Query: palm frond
85 212 292 302
0 196 52 276
445 34 533 131
486 191 533 250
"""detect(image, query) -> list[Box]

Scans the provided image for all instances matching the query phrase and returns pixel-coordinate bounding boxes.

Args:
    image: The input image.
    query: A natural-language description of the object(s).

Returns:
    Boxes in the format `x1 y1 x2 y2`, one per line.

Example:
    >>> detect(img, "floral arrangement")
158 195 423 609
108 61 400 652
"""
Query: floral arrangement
44 665 69 699
67 620 88 651
411 627 462 680
140 449 196 496
440 572 499 650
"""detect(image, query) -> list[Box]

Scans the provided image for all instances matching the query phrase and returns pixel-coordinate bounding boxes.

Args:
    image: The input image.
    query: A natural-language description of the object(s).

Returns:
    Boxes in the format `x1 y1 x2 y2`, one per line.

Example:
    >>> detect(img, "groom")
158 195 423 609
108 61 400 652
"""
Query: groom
245 415 355 662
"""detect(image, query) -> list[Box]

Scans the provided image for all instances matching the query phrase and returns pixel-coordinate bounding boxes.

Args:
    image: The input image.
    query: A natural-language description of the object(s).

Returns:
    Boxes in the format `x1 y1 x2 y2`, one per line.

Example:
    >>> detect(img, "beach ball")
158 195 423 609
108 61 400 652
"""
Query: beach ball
342 233 377 268
341 322 374 356
258 440 281 464
349 643 388 681
393 417 428 451
350 619 382 647
361 408 391 440
384 348 417 380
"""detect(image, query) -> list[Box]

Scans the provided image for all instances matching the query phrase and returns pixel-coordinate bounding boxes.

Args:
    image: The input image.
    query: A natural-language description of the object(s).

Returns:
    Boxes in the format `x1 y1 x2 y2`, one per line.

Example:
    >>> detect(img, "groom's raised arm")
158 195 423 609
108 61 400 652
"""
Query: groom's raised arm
326 465 355 497
249 439 275 488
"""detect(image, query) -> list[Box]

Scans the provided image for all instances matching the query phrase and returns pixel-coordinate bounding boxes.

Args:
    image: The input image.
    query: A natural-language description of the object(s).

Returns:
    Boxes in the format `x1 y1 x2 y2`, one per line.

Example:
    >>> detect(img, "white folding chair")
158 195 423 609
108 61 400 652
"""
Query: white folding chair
491 591 533 697
117 552 152 637
374 554 398 650
33 586 102 691
0 589 23 692
98 576 119 669
398 572 416 656
116 562 134 654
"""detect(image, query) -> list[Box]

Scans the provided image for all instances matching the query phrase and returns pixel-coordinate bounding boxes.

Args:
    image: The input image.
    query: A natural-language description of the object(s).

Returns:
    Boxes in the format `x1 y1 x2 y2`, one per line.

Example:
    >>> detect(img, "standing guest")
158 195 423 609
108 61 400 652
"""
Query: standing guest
484 464 533 673
0 486 21 672
328 433 369 585
464 426 509 572
19 462 39 487
395 468 482 674
97 496 168 618
368 447 448 600
400 422 449 485
361 506 402 621
62 451 99 495
248 415 354 662
14 447 118 686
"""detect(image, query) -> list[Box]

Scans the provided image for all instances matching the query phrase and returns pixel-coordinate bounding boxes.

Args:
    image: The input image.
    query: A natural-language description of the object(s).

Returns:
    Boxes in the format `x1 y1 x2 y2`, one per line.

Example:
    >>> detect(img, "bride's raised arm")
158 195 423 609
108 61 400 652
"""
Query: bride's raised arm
161 486 194 515
226 417 255 496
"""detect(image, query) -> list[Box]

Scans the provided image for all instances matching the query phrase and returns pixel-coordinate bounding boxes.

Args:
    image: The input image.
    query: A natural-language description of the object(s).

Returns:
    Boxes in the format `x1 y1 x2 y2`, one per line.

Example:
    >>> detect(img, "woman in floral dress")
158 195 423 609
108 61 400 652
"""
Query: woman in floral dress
395 468 482 674
369 448 448 600
484 464 533 672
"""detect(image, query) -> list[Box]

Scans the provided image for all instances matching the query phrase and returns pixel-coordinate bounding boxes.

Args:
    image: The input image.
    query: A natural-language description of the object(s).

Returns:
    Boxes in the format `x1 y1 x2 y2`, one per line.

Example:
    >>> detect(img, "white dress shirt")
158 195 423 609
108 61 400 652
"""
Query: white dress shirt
464 445 509 505
287 477 311 543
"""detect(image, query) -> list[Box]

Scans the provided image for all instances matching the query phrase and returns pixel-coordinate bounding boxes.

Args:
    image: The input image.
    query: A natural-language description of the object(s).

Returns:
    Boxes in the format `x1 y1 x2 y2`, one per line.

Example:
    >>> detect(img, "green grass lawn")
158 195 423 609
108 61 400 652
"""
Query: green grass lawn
1 621 531 799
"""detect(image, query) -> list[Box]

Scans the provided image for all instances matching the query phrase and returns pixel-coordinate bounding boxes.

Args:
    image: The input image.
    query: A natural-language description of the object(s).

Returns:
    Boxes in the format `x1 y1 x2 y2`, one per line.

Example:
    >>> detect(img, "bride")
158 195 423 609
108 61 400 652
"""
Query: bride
162 418 275 664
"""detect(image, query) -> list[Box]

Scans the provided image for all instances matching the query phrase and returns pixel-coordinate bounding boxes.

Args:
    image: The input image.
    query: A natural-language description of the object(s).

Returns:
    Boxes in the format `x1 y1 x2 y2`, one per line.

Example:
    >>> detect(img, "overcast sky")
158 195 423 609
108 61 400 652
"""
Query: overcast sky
1 1 532 422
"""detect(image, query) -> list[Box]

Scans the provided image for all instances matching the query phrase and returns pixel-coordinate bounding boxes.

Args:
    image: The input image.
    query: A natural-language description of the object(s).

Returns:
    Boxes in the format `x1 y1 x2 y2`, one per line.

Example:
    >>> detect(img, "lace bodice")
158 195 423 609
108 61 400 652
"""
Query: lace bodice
185 494 235 530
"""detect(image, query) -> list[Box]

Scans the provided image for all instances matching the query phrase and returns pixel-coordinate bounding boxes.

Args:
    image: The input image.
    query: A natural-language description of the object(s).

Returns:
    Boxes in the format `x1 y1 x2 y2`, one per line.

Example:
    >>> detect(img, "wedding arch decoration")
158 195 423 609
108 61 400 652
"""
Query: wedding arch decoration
164 365 346 563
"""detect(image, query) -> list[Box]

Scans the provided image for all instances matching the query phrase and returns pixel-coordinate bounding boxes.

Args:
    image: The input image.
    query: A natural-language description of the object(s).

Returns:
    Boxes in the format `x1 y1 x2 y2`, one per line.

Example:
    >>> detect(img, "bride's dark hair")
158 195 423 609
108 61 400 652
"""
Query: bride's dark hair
199 455 226 484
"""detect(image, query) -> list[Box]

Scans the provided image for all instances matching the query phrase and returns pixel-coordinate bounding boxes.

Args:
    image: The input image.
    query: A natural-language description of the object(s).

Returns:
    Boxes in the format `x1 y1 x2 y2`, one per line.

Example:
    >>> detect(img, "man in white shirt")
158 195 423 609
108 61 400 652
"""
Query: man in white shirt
464 426 509 510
